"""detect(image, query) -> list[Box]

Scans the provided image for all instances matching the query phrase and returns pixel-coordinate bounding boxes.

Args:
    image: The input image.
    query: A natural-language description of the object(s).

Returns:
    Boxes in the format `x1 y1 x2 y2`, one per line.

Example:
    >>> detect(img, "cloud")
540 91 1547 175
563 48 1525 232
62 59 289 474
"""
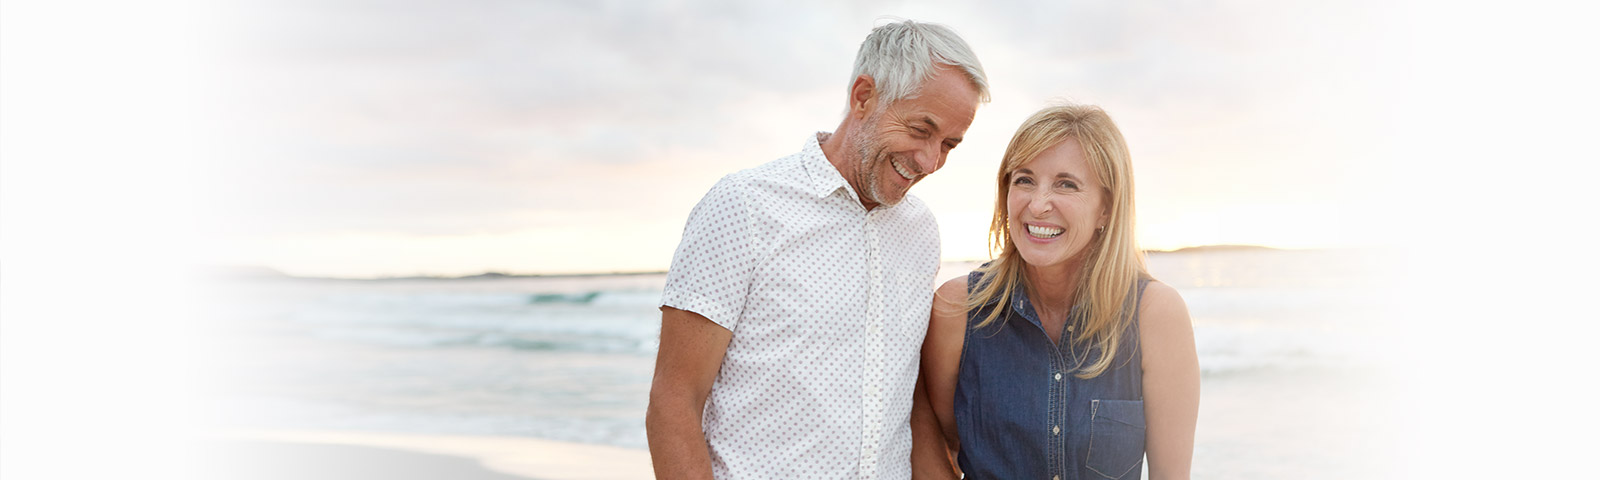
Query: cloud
207 0 888 236
198 0 1420 274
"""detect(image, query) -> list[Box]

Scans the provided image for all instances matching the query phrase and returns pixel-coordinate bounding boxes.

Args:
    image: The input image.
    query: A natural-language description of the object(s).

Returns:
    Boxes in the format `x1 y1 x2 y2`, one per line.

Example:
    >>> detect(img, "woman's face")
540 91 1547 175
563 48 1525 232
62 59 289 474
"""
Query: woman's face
1006 138 1109 271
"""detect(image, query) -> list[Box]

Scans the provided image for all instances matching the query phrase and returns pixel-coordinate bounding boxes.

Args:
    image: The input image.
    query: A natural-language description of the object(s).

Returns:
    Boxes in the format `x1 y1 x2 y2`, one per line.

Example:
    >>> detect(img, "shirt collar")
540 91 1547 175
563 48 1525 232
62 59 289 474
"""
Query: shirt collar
970 266 1049 332
801 131 855 200
1007 279 1084 333
1010 285 1045 330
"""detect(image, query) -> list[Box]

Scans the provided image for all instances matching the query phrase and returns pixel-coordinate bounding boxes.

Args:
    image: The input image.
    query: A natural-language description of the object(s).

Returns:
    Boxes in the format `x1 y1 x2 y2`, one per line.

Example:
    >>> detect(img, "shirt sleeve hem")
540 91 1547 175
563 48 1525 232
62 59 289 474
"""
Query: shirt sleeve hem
660 290 737 332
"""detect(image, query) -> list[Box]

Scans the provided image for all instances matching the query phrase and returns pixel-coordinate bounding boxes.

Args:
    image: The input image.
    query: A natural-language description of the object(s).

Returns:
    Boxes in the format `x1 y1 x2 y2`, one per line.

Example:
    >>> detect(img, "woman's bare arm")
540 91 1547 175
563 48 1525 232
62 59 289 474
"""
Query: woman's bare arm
912 276 970 479
1138 281 1200 480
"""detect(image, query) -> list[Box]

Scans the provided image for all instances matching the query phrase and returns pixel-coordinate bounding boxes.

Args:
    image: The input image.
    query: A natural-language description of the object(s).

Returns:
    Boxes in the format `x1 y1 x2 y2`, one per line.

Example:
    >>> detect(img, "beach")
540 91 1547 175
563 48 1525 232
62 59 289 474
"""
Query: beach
201 430 652 480
200 366 1405 480
195 248 1408 478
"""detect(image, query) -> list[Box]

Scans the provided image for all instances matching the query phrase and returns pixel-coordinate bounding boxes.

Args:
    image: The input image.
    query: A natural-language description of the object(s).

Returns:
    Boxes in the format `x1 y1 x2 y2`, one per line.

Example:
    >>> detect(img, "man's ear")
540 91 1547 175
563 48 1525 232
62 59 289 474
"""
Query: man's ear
849 74 876 118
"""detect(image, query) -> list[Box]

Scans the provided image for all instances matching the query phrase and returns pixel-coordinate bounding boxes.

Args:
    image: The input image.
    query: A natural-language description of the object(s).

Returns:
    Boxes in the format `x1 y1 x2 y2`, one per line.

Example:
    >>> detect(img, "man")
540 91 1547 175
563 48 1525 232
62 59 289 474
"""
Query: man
646 20 990 479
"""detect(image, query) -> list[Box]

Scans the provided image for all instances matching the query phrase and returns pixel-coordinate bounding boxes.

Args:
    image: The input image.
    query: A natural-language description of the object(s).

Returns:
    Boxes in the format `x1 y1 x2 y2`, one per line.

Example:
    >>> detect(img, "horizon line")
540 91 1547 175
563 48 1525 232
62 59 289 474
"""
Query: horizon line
207 244 1358 281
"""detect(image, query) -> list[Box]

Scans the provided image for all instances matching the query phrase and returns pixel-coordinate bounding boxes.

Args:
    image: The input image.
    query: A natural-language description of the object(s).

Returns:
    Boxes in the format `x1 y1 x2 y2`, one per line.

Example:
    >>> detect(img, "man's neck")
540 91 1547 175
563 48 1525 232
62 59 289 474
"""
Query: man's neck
818 128 881 211
819 129 847 177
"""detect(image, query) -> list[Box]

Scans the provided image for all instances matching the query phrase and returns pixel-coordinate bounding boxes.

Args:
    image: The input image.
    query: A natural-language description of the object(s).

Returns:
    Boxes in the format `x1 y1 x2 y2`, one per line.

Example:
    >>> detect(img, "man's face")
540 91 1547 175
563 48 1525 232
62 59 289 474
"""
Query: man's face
849 65 981 210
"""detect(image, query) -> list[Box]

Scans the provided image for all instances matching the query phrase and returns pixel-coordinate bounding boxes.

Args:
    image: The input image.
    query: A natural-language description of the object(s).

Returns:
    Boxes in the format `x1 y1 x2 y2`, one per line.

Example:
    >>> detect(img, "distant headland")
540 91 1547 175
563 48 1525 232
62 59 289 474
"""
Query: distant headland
1145 244 1280 254
203 267 671 282
210 244 1291 281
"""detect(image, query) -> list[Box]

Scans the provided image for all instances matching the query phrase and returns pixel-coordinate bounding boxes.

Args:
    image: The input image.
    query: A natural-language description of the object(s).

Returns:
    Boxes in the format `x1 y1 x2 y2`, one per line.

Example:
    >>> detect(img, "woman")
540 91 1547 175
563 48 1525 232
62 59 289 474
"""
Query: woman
912 104 1199 480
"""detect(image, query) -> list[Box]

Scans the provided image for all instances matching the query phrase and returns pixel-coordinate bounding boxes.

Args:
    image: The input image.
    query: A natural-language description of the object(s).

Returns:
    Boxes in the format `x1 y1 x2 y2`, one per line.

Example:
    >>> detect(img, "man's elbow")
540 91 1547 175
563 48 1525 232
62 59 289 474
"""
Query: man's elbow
645 390 671 434
645 386 701 435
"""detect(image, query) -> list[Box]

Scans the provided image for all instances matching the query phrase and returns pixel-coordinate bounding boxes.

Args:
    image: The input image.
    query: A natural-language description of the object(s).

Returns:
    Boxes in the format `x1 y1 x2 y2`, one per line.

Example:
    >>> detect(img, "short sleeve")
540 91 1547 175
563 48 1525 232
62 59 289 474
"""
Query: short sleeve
659 177 760 331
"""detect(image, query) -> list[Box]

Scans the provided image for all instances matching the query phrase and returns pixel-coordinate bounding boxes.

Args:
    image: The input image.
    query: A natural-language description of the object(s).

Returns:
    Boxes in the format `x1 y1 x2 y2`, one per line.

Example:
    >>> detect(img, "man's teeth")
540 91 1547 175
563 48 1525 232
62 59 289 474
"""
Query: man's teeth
1027 225 1064 238
892 160 916 180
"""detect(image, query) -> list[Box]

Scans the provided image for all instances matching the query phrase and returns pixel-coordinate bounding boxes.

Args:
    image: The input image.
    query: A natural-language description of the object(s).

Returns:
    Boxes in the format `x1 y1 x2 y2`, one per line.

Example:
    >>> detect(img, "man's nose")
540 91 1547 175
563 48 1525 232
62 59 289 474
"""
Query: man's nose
914 143 941 175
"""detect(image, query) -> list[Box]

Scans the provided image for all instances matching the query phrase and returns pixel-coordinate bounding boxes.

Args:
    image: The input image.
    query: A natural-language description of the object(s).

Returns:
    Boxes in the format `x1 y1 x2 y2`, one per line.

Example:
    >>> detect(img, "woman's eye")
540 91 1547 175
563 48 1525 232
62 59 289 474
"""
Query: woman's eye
1012 177 1034 186
1055 180 1078 190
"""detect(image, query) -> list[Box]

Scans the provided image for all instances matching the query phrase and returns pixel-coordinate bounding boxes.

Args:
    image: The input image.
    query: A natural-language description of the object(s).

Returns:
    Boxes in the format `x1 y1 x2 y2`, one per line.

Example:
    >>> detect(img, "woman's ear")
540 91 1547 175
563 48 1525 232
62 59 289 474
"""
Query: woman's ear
1099 188 1113 226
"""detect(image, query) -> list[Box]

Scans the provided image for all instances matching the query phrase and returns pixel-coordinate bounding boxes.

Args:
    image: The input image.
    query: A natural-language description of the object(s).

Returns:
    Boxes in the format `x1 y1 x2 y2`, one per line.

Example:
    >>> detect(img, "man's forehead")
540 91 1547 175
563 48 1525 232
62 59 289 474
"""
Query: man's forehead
897 99 974 129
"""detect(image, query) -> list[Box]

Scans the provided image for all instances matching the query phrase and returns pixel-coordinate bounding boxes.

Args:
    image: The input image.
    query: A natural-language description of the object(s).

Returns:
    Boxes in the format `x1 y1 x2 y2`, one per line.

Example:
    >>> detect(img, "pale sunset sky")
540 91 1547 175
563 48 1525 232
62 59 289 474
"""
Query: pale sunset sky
189 0 1409 278
47 0 1578 279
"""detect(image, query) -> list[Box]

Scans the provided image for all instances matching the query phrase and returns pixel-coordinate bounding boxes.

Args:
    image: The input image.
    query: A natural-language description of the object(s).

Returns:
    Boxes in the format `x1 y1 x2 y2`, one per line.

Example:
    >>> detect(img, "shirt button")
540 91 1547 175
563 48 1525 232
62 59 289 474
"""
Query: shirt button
1054 476 1060 480
868 324 881 335
1054 373 1062 381
1052 425 1060 435
867 385 880 396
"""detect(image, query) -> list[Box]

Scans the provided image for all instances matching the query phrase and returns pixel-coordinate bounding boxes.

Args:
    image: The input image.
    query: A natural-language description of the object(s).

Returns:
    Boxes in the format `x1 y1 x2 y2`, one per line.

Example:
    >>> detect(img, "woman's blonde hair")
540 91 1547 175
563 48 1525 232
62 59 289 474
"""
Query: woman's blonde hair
966 104 1150 379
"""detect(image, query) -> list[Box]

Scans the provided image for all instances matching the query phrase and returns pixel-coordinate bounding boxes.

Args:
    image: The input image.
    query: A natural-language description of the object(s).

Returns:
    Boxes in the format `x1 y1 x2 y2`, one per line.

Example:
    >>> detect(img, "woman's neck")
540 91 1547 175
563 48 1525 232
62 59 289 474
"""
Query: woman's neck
1022 255 1087 317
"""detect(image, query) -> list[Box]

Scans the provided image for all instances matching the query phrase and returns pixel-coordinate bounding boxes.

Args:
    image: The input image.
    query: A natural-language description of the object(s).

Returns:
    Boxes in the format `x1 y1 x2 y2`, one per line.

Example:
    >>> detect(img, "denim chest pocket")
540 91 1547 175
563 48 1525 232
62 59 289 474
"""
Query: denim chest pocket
1086 399 1147 479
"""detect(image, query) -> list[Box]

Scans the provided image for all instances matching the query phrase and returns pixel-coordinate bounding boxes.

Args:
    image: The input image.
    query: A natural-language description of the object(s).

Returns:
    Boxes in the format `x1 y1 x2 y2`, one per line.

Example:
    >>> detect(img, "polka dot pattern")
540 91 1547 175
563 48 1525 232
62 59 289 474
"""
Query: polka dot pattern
661 133 941 479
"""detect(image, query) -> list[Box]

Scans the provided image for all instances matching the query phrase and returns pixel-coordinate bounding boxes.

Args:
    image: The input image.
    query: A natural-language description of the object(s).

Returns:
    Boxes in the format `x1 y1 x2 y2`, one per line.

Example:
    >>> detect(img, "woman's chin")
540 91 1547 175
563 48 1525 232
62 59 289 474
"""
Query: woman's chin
1015 244 1089 272
1016 249 1059 269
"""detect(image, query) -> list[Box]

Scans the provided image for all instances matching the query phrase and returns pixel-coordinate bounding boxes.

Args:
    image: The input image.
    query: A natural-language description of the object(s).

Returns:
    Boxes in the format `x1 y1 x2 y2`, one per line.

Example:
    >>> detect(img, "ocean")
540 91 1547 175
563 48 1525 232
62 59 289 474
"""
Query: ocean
198 248 1410 479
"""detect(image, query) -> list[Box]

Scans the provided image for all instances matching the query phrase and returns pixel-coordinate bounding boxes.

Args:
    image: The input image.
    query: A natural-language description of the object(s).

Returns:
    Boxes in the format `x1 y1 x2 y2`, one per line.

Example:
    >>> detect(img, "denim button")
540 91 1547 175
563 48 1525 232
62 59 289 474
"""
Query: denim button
1054 373 1062 381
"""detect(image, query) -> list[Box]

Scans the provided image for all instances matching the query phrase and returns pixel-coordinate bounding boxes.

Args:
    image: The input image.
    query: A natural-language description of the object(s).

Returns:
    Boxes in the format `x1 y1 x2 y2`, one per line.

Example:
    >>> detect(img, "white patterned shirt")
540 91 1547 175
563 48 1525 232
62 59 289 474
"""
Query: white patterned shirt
660 132 941 479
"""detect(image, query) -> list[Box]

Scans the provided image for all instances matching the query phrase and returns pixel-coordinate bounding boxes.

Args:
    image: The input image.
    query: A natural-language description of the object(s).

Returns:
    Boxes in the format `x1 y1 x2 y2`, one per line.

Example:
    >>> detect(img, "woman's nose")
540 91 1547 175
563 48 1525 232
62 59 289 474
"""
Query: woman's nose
1028 190 1052 215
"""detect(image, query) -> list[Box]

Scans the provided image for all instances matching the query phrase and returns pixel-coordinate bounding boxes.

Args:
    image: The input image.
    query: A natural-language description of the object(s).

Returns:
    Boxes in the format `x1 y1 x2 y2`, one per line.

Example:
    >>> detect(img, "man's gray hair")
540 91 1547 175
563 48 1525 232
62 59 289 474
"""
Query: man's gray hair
851 20 991 106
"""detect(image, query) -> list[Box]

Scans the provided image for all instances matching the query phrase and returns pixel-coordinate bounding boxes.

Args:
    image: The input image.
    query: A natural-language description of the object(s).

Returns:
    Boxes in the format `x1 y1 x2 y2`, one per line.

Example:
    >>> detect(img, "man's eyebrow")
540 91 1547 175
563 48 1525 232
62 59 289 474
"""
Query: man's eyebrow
920 116 964 144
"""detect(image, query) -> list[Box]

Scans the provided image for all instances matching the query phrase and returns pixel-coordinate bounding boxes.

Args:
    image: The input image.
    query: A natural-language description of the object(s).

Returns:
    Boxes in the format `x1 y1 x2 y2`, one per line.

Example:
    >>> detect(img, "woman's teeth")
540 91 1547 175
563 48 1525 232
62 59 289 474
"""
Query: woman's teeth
1027 224 1064 239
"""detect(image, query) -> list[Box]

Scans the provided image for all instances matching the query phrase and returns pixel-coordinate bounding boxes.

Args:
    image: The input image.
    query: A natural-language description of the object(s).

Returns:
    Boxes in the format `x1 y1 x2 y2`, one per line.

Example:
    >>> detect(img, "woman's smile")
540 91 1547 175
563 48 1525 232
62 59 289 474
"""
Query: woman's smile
1024 223 1064 240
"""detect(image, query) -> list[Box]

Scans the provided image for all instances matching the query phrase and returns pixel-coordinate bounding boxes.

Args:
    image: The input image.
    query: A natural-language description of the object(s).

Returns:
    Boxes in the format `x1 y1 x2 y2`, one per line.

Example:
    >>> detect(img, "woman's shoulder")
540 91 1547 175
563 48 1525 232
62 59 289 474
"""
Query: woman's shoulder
1138 280 1193 336
933 274 970 312
930 274 972 327
1139 279 1181 304
938 274 970 298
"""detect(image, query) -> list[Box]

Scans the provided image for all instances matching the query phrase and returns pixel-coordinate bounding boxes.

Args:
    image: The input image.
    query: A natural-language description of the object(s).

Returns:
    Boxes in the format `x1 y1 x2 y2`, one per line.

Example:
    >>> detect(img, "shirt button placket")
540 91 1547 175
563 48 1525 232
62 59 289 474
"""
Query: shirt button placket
859 212 886 480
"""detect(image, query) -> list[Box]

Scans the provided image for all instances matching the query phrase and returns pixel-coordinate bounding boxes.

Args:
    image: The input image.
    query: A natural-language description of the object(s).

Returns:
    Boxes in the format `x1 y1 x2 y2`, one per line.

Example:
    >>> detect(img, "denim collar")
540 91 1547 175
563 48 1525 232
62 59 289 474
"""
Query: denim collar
972 265 1083 334
1009 286 1085 334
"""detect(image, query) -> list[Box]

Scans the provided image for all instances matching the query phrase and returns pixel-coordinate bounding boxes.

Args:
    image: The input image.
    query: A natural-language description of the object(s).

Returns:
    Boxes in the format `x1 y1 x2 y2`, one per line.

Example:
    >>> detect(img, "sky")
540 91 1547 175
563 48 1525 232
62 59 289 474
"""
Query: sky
185 0 1436 278
11 0 1584 279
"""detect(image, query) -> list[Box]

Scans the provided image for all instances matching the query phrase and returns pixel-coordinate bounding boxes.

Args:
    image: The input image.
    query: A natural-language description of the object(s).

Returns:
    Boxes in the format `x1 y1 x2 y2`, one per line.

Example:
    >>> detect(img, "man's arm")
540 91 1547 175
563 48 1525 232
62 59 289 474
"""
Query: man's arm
910 374 959 480
646 306 734 480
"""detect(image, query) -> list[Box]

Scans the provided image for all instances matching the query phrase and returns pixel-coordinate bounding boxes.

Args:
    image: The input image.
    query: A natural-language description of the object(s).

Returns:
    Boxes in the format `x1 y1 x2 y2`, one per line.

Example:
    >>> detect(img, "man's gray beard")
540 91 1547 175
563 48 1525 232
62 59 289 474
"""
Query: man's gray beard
852 120 902 208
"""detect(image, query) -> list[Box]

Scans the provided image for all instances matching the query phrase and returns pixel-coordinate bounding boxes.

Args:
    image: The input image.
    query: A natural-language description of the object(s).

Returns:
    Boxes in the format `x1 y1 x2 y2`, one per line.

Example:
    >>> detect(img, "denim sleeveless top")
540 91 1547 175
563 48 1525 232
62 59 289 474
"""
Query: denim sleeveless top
955 269 1151 480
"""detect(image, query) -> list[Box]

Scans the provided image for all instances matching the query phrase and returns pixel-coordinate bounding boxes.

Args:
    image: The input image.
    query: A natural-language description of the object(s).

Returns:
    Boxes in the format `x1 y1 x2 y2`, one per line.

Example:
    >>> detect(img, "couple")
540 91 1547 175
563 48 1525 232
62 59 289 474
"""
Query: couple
647 20 1199 480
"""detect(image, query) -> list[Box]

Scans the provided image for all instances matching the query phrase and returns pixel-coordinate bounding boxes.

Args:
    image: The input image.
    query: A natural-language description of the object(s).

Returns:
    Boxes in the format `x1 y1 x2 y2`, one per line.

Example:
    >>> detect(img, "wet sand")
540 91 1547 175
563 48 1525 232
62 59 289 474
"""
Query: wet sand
201 440 543 480
204 430 653 480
